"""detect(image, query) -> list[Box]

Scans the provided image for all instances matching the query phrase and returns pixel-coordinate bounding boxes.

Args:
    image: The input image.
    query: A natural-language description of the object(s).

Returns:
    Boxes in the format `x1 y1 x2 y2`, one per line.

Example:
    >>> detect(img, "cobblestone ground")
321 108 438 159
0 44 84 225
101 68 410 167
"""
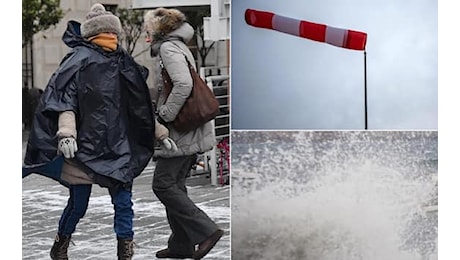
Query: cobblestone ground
22 134 230 259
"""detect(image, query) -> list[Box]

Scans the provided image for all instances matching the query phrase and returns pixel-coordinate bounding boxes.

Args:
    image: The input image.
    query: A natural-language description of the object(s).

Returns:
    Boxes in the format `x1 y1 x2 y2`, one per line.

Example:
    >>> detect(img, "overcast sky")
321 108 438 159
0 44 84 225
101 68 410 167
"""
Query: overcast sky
231 0 437 130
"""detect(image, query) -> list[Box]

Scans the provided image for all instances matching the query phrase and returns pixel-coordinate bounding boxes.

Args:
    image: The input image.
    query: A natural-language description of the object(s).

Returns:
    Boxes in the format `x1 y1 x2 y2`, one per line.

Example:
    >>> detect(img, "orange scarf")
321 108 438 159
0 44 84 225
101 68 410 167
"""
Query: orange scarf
88 33 118 52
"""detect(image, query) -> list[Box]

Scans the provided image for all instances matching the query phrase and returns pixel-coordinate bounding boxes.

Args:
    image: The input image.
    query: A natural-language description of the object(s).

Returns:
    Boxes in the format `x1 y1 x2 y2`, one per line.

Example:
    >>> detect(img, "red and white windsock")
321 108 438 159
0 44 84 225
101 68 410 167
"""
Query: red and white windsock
245 9 367 51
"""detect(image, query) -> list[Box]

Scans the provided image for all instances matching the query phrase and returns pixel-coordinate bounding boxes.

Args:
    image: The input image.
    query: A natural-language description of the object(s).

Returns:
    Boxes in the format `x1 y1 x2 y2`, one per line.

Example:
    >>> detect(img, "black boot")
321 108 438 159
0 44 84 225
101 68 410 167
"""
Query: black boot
50 233 71 260
117 238 134 260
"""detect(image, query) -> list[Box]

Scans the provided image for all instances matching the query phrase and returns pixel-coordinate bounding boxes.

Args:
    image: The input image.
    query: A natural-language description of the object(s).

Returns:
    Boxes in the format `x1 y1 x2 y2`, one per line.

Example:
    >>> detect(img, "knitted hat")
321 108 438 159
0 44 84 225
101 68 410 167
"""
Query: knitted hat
81 3 122 38
143 7 186 37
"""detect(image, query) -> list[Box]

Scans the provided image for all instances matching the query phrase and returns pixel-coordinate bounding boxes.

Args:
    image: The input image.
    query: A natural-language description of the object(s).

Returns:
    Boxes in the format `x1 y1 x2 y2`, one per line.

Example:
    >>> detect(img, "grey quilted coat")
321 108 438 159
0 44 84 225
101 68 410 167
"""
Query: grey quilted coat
151 22 215 158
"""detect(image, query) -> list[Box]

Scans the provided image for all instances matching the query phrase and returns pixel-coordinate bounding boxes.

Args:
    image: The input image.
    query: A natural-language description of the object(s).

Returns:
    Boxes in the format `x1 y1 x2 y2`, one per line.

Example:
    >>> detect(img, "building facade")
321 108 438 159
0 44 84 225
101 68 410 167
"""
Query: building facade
25 0 229 90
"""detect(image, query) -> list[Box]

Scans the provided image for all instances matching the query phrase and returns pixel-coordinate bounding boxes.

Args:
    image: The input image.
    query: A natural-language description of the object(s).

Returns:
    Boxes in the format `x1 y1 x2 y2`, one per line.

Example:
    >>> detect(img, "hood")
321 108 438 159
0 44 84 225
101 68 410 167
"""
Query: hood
166 22 195 44
62 20 87 48
150 22 195 57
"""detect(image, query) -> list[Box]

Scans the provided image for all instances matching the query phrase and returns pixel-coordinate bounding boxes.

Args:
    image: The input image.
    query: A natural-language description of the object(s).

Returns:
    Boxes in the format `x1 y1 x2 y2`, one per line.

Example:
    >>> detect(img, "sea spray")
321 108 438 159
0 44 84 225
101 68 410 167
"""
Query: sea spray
231 131 437 260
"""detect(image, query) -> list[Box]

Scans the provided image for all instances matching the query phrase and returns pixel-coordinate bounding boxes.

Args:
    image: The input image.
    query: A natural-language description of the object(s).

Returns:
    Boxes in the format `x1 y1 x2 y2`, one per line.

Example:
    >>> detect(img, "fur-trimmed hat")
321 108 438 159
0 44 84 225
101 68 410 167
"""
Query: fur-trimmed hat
81 3 122 38
143 7 186 37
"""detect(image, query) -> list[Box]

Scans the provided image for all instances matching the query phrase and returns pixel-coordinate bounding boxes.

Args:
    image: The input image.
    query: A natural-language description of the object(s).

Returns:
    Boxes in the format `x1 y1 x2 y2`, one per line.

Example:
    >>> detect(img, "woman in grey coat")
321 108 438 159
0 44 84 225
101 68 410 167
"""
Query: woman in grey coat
143 7 224 259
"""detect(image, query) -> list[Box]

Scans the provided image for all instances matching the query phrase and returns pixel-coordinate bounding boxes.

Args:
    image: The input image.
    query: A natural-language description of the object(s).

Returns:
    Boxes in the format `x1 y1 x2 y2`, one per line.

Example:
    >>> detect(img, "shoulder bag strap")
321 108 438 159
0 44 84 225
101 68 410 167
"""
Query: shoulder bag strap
169 41 196 73
157 46 173 106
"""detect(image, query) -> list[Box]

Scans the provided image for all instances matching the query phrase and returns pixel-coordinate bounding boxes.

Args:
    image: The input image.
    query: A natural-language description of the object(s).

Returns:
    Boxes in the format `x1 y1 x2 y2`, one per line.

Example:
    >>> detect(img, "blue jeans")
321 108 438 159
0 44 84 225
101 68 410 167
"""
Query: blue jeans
58 184 134 239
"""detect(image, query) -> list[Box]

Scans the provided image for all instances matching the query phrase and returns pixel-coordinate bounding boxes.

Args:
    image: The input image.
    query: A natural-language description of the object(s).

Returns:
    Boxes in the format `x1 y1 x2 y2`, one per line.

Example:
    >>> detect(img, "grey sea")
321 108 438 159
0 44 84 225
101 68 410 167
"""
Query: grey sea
231 131 437 260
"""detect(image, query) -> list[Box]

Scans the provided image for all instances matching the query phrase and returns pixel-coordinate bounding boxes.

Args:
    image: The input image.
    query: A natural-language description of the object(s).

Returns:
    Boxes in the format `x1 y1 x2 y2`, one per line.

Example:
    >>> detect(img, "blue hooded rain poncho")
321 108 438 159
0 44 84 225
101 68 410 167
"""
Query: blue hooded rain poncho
23 20 155 189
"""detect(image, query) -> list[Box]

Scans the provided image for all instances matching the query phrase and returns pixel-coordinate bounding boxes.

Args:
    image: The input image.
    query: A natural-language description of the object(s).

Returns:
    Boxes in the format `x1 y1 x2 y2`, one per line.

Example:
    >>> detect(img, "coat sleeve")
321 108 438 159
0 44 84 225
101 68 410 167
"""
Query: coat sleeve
57 110 77 138
154 118 169 140
157 43 193 122
23 54 81 168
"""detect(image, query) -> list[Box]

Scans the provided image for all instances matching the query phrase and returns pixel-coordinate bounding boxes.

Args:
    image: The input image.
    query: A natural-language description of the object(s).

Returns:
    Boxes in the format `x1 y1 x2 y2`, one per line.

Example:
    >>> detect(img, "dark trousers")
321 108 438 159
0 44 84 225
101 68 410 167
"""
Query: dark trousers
153 155 219 254
58 184 134 239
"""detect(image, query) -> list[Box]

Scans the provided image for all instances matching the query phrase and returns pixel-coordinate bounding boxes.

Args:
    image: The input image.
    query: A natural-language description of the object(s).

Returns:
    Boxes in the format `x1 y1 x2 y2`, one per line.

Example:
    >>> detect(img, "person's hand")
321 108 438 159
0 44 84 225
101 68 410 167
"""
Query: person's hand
58 137 78 158
161 137 178 151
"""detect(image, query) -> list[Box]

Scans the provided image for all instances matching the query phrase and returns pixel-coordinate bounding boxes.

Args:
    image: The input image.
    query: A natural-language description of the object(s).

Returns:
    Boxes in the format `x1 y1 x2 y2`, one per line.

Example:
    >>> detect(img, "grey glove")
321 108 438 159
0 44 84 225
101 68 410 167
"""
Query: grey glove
161 137 178 151
58 137 78 158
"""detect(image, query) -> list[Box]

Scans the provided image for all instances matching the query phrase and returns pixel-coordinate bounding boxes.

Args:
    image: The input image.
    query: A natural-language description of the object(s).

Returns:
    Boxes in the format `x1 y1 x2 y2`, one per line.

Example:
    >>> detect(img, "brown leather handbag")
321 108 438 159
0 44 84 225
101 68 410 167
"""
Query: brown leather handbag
159 47 220 132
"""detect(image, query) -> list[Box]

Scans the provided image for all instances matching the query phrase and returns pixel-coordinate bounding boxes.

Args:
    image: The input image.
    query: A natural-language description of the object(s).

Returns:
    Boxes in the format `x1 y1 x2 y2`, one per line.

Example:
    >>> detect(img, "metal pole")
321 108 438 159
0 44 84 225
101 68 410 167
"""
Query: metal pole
364 50 368 130
31 40 34 89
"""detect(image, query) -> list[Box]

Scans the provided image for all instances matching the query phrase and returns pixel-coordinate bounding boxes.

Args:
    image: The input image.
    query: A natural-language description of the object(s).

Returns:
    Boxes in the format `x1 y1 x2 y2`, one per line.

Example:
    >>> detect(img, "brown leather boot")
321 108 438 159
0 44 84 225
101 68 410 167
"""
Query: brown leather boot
50 233 71 260
117 238 134 260
193 229 224 260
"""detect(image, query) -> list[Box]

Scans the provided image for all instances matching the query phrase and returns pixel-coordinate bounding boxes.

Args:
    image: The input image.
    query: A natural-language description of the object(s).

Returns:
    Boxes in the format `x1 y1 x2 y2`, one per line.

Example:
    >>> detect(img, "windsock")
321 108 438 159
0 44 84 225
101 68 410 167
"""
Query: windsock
245 9 367 51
